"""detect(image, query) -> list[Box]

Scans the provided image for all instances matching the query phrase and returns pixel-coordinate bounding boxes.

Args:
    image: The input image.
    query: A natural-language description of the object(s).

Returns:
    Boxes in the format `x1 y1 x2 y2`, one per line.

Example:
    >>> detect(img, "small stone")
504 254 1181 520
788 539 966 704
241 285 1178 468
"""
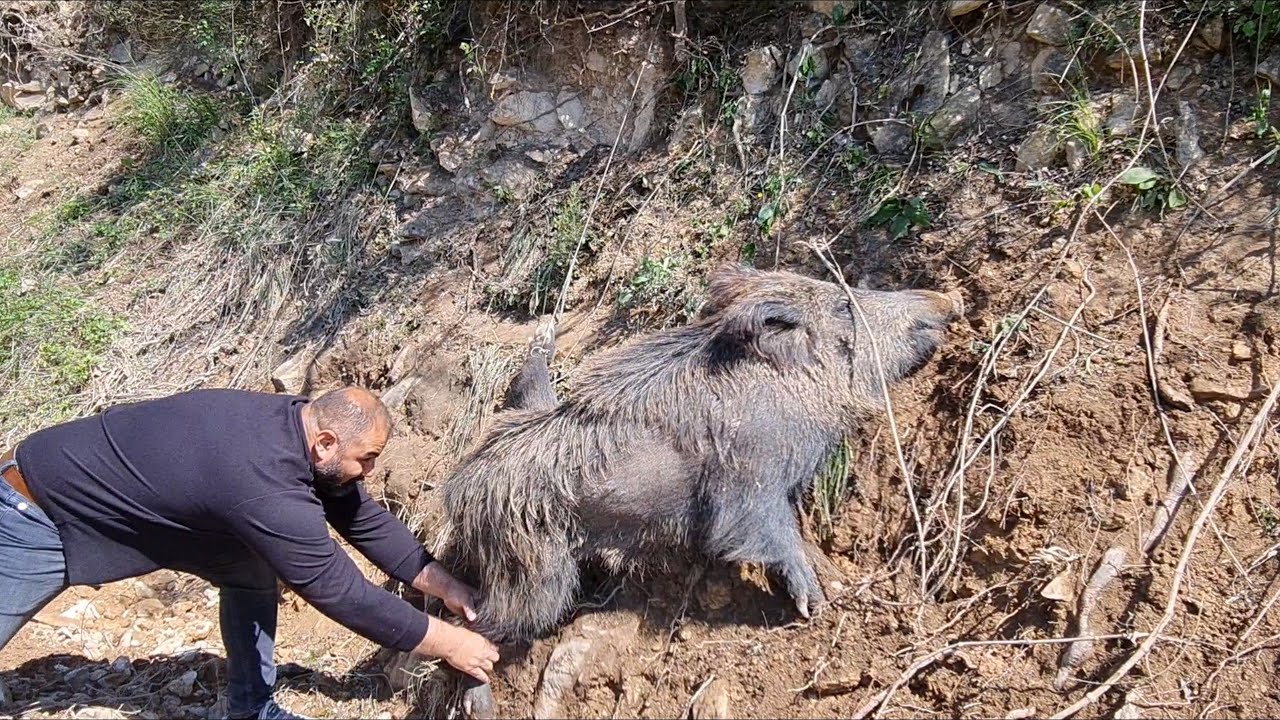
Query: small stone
408 86 433 134
1231 341 1252 363
270 350 316 395
1030 46 1075 94
193 61 210 77
376 162 399 178
71 128 92 145
109 41 134 65
1258 53 1280 87
165 670 197 699
585 51 607 74
923 84 981 148
1026 3 1073 46
1005 709 1038 720
1175 100 1203 169
1016 126 1062 171
1040 568 1073 601
741 46 783 95
1166 64 1193 90
690 677 732 719
978 62 1004 90
787 42 830 85
14 183 43 201
1064 137 1089 171
677 626 693 642
1200 15 1225 50
871 122 913 158
948 0 989 17
489 90 557 131
431 135 470 173
35 121 51 139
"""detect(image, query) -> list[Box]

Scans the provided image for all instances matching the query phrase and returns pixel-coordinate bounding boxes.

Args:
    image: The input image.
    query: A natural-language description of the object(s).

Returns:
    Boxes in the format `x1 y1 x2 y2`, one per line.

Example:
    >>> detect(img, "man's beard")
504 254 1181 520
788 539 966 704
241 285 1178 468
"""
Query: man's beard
314 457 356 497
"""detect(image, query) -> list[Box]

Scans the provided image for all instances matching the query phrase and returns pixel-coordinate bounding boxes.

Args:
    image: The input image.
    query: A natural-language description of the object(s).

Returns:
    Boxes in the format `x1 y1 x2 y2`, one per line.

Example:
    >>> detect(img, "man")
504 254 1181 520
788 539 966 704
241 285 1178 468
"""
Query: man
0 386 499 720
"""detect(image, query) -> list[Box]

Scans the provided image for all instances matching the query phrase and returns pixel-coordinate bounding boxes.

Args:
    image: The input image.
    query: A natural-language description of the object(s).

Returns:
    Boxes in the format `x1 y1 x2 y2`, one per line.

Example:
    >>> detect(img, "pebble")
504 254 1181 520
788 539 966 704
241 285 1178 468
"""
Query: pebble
1231 341 1252 363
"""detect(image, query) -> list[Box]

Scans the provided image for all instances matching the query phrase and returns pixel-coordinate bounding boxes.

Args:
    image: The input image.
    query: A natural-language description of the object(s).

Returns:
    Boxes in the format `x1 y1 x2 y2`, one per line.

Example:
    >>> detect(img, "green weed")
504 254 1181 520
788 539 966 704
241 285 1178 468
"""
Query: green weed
866 196 931 240
0 268 124 427
811 438 853 543
118 73 221 155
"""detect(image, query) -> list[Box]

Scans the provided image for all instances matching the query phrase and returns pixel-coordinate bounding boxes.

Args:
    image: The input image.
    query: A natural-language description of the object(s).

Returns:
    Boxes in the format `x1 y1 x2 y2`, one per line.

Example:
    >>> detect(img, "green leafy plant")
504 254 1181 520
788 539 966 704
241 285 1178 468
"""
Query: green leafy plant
1116 166 1187 212
866 196 931 240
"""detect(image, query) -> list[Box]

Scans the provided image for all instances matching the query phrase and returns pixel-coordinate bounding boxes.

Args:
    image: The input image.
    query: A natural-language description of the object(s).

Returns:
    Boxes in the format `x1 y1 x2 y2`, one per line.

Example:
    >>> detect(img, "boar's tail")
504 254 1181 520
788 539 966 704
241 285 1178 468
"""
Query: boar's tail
440 412 583 642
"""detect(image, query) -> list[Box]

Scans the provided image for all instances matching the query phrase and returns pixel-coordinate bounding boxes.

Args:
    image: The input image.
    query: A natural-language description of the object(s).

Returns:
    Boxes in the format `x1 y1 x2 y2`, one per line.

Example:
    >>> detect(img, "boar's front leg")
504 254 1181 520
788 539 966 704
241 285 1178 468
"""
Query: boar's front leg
502 319 559 411
706 492 826 619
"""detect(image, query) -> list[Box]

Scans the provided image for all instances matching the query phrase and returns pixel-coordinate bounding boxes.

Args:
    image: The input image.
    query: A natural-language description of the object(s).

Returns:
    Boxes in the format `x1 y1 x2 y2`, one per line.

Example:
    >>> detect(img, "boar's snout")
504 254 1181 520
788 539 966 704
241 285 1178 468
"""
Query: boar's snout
890 288 963 378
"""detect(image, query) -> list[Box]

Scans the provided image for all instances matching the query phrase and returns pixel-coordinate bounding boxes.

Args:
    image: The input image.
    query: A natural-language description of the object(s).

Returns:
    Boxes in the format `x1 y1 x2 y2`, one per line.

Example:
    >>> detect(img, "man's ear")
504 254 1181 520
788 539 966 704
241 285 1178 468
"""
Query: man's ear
313 428 341 462
714 296 814 368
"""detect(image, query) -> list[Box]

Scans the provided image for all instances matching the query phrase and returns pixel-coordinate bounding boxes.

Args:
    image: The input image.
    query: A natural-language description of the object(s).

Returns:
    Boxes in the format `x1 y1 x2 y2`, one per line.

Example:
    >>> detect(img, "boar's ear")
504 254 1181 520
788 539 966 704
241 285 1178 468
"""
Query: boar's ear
697 264 767 319
714 297 814 369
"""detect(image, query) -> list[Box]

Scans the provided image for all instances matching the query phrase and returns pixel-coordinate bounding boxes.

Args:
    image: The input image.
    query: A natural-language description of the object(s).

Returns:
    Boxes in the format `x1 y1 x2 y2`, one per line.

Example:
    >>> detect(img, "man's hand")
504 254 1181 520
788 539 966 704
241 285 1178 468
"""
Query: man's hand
413 560 481 622
414 619 500 684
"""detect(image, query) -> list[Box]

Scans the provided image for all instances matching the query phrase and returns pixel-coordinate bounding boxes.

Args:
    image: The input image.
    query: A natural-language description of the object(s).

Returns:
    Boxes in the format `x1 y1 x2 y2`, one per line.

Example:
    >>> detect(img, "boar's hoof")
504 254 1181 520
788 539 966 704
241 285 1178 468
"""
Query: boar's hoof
786 562 826 620
463 682 497 720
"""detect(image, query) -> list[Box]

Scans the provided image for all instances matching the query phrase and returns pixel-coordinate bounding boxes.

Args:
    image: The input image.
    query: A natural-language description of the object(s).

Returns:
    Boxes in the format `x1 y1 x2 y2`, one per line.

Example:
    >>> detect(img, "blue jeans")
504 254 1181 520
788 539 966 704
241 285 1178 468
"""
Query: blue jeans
0 472 281 718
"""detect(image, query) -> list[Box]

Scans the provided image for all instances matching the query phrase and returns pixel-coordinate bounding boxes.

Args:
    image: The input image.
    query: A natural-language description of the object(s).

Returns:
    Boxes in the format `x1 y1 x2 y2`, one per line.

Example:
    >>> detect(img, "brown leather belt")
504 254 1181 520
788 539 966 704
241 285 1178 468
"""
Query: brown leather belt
0 445 38 508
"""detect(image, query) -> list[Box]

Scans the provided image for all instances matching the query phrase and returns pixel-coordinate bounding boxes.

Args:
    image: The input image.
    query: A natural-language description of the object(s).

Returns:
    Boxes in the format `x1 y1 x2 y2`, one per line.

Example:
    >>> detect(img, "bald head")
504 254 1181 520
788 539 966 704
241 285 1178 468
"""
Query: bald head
305 386 393 489
311 386 393 442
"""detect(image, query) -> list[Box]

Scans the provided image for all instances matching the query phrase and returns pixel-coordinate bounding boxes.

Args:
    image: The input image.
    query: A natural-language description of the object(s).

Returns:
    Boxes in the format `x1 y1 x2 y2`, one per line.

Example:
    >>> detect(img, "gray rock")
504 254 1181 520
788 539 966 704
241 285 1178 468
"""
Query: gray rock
65 666 96 691
871 122 913 157
1101 93 1138 136
35 121 51 139
555 90 587 131
480 158 542 201
1200 15 1225 50
907 31 951 114
1026 3 1073 46
1166 64 1194 90
1257 53 1280 86
489 90 557 130
999 41 1025 76
741 46 782 95
409 86 433 134
585 51 607 73
948 0 989 17
193 61 210 77
787 41 830 85
1016 126 1062 171
1030 46 1076 94
1176 100 1203 169
923 84 981 148
71 128 92 145
165 670 197 699
1064 137 1089 171
0 82 46 112
979 62 1004 90
814 74 844 110
430 134 473 173
109 41 134 65
270 350 316 395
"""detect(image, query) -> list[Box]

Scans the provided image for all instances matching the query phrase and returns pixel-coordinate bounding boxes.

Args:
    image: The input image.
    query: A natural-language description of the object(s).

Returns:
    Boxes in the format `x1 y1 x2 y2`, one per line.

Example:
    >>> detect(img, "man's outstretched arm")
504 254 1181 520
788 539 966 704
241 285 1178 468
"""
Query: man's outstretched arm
225 487 498 681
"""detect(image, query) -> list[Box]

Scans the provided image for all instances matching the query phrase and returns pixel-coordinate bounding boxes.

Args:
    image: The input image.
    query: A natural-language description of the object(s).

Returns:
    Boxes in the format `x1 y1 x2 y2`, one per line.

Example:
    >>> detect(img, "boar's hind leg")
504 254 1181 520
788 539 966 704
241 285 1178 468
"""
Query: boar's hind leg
502 318 559 411
711 496 826 619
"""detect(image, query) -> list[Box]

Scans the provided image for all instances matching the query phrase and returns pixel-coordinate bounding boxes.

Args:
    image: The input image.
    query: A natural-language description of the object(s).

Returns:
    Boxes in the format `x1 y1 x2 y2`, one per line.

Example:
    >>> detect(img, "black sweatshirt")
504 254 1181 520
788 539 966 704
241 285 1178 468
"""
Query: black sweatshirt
15 388 432 652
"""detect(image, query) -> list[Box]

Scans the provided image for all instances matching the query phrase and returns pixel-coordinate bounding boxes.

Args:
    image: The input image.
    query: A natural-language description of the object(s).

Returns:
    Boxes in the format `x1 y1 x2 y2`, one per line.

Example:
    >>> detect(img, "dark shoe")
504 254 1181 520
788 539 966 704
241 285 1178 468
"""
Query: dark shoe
257 699 311 720
226 698 310 720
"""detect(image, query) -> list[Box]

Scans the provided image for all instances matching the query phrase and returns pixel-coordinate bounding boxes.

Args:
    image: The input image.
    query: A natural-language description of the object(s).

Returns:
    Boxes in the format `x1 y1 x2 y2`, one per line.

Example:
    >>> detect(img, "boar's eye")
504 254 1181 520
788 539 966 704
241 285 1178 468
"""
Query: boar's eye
832 298 852 316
